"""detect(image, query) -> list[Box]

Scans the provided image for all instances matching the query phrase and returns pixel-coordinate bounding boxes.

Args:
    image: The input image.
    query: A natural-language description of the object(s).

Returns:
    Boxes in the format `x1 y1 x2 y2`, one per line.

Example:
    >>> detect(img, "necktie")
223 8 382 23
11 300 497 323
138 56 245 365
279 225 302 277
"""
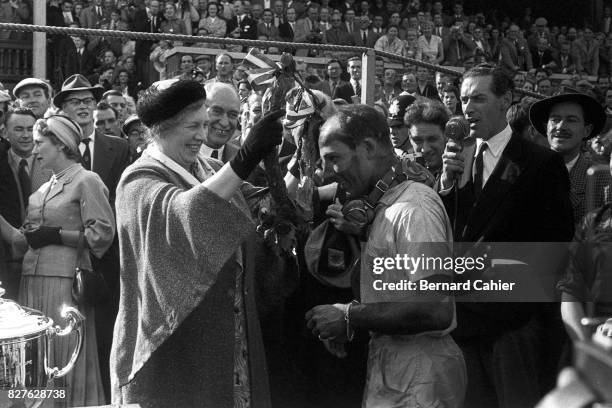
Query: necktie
355 81 361 97
82 138 91 170
97 7 102 19
362 30 367 44
18 159 31 207
473 142 488 198
211 149 219 159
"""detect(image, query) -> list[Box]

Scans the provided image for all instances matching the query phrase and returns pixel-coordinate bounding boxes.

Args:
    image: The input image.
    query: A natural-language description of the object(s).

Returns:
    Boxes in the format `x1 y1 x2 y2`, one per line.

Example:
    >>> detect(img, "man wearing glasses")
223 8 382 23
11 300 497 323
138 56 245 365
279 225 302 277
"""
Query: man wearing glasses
55 73 129 402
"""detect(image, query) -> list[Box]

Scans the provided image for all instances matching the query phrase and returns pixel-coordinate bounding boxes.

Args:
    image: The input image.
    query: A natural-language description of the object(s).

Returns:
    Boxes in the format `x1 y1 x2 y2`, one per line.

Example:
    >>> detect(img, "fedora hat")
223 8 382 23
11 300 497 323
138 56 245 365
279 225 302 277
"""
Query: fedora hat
529 92 606 140
53 74 104 108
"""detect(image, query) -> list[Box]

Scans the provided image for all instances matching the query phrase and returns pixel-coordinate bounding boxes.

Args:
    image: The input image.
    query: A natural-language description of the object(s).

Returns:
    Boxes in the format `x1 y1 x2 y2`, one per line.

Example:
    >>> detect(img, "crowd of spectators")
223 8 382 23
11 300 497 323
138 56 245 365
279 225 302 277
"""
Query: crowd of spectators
0 0 601 99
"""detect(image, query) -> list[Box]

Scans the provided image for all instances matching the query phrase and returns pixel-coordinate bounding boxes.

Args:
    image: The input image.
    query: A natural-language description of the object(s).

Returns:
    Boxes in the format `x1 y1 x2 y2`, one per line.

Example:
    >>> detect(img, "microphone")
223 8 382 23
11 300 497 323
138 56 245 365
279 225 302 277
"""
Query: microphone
444 115 469 146
444 116 470 236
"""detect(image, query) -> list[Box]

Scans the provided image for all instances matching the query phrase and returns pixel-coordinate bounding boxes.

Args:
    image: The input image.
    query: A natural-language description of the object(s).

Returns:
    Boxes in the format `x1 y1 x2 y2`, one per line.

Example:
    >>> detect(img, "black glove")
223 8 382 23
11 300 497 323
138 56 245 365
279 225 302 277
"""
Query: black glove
230 109 285 180
24 226 62 249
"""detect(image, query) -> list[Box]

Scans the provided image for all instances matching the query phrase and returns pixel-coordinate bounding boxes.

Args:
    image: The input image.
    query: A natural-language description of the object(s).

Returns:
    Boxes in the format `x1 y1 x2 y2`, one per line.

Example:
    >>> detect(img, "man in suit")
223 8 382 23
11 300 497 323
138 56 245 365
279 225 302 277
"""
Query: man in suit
133 0 162 88
527 17 554 50
552 41 577 74
321 59 352 102
353 15 378 48
572 26 600 76
347 56 362 102
294 4 323 55
198 83 241 163
440 64 574 408
226 0 258 51
278 6 296 42
530 37 557 71
342 8 357 35
257 8 279 40
63 35 97 78
499 24 533 74
530 93 606 224
55 74 129 404
325 12 354 46
0 108 51 300
80 0 109 29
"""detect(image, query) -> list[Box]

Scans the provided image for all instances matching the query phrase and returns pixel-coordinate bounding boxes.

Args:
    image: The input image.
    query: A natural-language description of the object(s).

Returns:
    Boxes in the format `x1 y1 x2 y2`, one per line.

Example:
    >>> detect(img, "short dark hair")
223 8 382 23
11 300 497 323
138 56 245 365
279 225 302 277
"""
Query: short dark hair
238 80 252 91
404 99 449 133
462 63 513 97
322 104 391 150
95 101 118 119
5 107 37 126
507 99 536 136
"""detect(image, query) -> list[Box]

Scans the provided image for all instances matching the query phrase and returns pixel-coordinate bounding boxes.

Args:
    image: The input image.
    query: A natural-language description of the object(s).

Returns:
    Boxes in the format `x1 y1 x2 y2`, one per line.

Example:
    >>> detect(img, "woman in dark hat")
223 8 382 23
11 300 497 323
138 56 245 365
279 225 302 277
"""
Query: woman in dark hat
0 114 114 407
110 79 284 408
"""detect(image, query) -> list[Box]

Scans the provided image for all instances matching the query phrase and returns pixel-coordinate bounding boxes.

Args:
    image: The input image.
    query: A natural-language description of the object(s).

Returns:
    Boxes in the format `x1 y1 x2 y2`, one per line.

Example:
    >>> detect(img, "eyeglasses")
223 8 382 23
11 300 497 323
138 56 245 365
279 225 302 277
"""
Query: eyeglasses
65 97 95 107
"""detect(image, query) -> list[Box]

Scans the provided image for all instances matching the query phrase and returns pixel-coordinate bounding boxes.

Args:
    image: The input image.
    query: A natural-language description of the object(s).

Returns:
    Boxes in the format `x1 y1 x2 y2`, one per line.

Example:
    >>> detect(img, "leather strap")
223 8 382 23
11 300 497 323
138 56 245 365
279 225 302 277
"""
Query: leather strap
363 157 406 209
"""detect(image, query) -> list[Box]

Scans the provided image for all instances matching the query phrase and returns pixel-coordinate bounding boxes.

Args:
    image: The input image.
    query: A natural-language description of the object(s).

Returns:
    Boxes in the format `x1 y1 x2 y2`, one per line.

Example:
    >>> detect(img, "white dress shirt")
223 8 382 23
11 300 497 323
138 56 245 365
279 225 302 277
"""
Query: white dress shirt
199 143 225 161
473 124 512 188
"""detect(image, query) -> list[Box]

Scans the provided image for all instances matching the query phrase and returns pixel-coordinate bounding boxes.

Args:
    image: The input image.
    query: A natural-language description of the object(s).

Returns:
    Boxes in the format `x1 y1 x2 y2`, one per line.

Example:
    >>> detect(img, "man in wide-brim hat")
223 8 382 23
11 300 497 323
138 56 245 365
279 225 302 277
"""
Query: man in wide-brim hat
529 92 606 223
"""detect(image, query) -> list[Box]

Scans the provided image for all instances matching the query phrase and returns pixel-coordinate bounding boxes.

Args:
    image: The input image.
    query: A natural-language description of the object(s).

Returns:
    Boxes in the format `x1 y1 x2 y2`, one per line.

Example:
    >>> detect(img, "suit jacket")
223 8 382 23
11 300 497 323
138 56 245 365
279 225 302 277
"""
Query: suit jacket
257 21 279 40
80 5 110 29
133 10 163 61
64 45 97 78
415 83 440 101
530 48 556 69
499 37 533 73
320 80 351 100
332 82 354 103
445 134 574 407
552 52 577 74
572 39 600 75
568 152 593 224
443 133 574 331
324 27 354 46
352 28 379 48
90 130 130 207
0 150 51 228
278 22 295 42
226 15 258 40
293 17 317 43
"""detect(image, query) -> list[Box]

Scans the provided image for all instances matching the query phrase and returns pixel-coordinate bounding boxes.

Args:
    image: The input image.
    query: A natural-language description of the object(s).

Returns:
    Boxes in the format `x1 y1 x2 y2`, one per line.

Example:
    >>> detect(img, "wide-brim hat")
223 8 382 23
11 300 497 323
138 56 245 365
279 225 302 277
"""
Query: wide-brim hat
13 78 53 99
53 74 104 108
303 220 360 289
529 92 606 140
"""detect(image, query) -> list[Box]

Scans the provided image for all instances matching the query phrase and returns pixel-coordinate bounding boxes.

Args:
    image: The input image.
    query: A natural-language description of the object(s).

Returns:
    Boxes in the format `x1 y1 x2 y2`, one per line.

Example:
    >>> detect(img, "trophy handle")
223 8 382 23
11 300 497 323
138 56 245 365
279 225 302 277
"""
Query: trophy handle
45 306 85 379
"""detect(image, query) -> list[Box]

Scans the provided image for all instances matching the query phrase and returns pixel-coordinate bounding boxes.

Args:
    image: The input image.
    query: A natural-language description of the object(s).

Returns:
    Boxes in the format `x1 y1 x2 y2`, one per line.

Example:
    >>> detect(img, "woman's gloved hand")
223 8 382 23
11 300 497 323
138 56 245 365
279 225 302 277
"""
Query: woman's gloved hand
24 226 62 249
230 109 285 180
